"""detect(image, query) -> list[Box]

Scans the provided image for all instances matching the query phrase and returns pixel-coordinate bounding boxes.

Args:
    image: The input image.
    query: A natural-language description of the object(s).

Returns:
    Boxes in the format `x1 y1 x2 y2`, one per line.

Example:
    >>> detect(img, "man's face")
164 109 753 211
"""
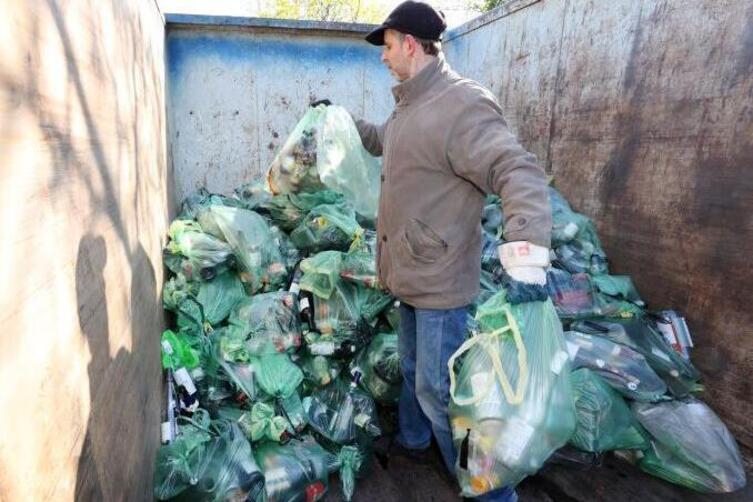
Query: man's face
382 29 412 81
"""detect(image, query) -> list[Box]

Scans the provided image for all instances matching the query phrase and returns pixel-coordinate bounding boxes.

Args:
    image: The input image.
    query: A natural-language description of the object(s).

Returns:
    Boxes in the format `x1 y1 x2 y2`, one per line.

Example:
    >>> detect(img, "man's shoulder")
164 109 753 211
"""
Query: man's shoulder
442 73 498 106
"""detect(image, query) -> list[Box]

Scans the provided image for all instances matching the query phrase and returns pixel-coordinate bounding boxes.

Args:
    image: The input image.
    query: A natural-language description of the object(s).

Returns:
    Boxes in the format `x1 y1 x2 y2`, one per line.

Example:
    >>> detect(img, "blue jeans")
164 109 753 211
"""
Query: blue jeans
397 303 517 502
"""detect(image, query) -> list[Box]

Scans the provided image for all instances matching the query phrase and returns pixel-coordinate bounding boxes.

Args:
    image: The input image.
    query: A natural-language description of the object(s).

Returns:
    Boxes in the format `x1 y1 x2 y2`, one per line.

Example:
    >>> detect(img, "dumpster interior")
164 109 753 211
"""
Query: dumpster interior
1 0 752 500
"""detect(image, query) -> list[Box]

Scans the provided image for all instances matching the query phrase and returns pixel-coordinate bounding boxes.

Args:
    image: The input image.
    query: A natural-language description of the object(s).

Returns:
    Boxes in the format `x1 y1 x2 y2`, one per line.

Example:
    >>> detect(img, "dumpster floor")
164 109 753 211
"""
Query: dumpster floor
326 443 753 501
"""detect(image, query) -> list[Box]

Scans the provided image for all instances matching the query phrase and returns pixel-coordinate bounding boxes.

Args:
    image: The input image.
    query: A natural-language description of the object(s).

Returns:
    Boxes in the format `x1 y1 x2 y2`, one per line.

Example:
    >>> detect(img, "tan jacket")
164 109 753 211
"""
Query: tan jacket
354 55 551 309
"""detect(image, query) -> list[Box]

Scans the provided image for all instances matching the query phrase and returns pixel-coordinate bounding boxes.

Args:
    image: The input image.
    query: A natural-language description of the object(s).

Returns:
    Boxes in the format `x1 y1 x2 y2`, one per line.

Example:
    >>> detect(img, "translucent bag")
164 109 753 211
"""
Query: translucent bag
591 274 645 318
267 105 381 219
549 187 592 247
163 274 210 336
299 353 342 390
226 292 302 356
290 203 363 254
564 330 667 402
449 291 575 495
255 354 308 434
303 378 381 444
194 271 248 327
166 220 233 280
299 251 344 299
313 280 393 348
254 437 338 502
633 399 746 493
155 414 266 502
546 268 601 319
340 230 379 289
178 188 249 220
197 206 287 293
350 332 402 405
260 190 345 232
570 369 648 452
571 319 702 397
217 403 289 443
338 445 364 501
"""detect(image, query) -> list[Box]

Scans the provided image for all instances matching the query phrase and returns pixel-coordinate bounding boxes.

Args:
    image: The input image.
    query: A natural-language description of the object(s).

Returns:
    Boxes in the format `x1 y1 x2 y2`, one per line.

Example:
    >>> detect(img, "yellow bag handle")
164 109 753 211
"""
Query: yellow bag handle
448 305 529 406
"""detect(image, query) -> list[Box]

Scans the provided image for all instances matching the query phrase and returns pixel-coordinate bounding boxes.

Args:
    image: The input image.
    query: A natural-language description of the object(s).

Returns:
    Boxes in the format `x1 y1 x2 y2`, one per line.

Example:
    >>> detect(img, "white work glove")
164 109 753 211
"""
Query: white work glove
498 241 550 285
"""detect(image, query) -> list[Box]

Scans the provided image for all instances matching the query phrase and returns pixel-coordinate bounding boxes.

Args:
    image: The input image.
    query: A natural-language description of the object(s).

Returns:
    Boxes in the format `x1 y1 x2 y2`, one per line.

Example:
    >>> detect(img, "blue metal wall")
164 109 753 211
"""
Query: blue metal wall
166 16 394 202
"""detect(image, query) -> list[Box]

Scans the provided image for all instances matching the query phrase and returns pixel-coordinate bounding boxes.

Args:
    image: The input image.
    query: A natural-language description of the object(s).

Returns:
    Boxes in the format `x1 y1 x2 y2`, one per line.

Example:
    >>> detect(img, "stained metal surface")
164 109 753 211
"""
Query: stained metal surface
446 0 753 448
166 22 394 203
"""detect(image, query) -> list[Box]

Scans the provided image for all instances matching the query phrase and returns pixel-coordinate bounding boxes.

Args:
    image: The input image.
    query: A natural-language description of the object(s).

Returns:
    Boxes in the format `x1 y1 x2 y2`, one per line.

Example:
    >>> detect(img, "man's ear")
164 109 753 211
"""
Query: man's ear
403 34 416 57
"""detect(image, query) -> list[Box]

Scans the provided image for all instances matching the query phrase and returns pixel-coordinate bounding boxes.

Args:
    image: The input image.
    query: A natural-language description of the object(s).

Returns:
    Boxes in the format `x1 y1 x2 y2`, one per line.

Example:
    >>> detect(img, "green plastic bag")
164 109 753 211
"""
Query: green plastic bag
163 274 209 335
340 230 379 289
591 274 645 318
303 378 381 444
565 330 668 402
254 437 337 502
154 411 214 500
166 220 233 280
299 353 342 389
176 420 265 502
449 291 575 495
634 399 746 493
570 369 648 452
255 354 307 433
227 292 302 356
546 268 601 319
571 319 702 398
260 190 345 232
313 280 393 348
267 105 381 219
338 445 364 501
549 187 592 247
178 188 249 220
299 251 344 299
195 271 248 326
161 329 201 370
351 332 402 405
197 205 287 294
290 203 363 254
216 403 289 443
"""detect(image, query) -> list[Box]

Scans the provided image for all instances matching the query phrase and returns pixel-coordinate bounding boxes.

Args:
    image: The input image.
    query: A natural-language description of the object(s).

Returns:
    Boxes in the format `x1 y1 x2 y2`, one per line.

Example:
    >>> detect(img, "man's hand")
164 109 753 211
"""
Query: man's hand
498 241 550 304
310 99 332 107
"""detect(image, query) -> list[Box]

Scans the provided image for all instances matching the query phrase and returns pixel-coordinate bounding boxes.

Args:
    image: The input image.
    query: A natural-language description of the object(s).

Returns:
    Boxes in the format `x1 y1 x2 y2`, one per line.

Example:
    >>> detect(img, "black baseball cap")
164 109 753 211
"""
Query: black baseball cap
365 1 447 46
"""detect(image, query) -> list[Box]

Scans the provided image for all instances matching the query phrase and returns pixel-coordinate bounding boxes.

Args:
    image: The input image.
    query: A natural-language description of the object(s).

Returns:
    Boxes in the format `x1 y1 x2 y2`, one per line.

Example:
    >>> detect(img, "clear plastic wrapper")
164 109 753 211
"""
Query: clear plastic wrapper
449 291 575 495
570 369 648 452
564 330 667 402
634 399 746 493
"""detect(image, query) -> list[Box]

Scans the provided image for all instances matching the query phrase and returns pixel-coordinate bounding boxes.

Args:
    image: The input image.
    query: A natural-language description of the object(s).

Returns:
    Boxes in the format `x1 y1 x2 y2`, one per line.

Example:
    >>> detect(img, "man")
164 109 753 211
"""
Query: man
318 2 552 501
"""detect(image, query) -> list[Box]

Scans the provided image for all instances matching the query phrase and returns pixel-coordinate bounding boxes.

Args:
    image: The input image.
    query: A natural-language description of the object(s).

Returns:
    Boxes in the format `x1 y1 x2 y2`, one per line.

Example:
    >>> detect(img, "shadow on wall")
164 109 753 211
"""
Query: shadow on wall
74 236 159 500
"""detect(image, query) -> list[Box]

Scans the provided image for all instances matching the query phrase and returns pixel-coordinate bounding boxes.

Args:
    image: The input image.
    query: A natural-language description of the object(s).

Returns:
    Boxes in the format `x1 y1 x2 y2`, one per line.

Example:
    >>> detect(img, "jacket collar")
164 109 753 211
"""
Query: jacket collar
392 54 448 106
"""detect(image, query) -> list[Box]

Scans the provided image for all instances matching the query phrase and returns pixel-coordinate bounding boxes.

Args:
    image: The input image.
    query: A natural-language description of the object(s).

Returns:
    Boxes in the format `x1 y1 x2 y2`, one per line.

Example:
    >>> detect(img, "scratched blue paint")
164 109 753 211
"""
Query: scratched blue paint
168 32 382 80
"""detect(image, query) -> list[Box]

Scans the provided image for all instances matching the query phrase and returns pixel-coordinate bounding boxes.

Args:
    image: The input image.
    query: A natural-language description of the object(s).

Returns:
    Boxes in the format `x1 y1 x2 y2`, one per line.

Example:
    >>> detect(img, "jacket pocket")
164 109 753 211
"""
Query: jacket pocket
401 218 448 263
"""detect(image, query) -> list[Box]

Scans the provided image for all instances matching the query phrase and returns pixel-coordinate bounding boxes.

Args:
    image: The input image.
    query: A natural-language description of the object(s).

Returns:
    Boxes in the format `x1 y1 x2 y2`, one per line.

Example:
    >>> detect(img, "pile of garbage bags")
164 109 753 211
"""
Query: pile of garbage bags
465 189 745 494
156 105 394 501
155 104 746 501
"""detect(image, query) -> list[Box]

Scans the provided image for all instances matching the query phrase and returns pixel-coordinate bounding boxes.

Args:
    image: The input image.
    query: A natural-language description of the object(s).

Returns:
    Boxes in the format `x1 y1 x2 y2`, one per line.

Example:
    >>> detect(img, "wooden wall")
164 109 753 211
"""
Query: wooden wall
0 0 168 499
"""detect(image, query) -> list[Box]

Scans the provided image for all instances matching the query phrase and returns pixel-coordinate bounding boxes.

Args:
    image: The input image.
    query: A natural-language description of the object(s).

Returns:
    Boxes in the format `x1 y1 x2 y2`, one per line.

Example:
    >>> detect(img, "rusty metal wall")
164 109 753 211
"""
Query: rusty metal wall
166 16 394 203
446 0 753 447
0 0 167 499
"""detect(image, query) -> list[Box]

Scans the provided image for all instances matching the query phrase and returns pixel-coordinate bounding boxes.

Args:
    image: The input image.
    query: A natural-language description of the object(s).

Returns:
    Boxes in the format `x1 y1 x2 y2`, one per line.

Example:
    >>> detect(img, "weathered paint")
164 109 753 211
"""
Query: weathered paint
0 0 167 499
166 19 394 203
445 0 753 454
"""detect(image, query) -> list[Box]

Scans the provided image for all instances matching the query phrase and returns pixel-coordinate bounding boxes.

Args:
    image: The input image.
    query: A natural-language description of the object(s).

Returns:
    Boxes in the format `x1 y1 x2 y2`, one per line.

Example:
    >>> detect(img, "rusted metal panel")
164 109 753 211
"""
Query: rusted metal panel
166 21 394 203
446 0 753 450
0 0 167 499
